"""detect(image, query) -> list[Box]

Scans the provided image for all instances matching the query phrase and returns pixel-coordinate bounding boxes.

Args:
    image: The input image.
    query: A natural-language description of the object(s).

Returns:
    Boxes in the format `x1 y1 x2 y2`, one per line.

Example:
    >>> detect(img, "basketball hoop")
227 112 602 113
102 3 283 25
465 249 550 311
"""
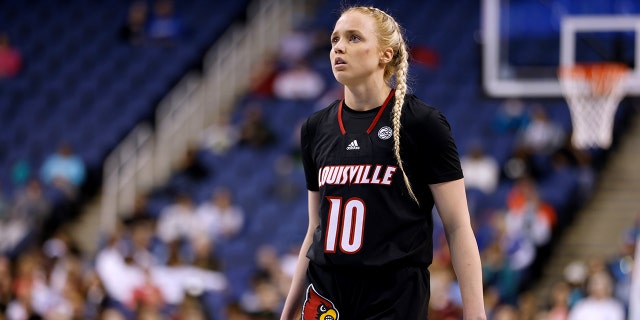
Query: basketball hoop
558 63 629 149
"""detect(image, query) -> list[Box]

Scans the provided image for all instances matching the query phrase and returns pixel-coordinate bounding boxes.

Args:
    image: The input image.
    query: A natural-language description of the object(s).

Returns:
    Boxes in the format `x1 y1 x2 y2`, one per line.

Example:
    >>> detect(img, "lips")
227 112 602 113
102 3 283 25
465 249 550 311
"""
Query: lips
334 57 346 65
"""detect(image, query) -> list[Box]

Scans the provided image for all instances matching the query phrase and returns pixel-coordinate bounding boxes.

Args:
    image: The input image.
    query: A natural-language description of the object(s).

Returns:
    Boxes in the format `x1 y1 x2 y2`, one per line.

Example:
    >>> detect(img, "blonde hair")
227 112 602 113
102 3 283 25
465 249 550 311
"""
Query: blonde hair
342 6 416 202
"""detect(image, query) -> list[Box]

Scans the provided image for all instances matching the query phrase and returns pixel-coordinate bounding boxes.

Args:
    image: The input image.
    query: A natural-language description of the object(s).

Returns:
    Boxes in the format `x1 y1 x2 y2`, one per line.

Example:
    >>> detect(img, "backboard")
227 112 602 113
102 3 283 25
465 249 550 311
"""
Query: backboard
482 0 640 97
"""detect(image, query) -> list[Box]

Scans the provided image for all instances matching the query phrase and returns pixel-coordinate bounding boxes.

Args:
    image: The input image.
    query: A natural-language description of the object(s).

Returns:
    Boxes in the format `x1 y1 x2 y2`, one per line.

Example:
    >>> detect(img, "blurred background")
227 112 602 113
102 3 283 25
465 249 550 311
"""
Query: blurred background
0 0 639 319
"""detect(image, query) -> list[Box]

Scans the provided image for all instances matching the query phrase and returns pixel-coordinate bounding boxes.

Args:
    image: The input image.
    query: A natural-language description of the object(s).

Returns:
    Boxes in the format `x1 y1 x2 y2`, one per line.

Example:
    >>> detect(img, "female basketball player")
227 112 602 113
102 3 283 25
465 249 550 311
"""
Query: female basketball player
281 6 486 320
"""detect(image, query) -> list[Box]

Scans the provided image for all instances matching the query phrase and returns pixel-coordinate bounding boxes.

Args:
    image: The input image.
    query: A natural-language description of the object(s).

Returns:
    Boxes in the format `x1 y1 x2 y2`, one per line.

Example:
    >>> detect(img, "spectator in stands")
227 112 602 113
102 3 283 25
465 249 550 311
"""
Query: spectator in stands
502 146 540 181
131 268 165 313
241 271 281 320
254 245 292 298
544 280 571 320
492 304 518 320
568 271 625 320
156 193 204 244
238 104 275 148
191 234 222 271
120 0 148 46
123 193 153 226
607 226 637 309
95 232 147 312
200 113 240 155
174 146 211 185
517 105 566 155
505 176 557 247
174 295 207 320
249 54 279 99
278 28 313 68
481 241 520 305
0 32 22 78
147 0 184 46
40 143 86 193
428 266 463 319
195 187 244 242
273 61 325 100
460 143 500 194
492 98 530 134
12 179 50 228
11 160 30 187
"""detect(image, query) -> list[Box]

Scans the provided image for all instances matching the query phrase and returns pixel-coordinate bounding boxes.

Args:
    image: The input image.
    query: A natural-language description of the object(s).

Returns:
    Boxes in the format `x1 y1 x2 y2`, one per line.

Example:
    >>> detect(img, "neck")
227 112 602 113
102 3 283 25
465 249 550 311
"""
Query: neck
343 79 392 111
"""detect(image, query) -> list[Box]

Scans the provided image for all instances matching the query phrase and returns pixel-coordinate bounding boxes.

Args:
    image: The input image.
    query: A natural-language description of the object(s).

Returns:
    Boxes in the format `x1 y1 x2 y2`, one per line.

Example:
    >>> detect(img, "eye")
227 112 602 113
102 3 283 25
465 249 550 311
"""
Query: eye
319 305 327 312
350 34 361 42
331 37 339 44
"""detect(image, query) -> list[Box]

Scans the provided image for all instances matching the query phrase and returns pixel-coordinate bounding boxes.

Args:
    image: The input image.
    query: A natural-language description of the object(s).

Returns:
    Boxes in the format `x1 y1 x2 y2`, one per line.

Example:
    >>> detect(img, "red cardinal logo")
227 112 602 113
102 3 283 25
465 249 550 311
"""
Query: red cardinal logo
302 284 339 320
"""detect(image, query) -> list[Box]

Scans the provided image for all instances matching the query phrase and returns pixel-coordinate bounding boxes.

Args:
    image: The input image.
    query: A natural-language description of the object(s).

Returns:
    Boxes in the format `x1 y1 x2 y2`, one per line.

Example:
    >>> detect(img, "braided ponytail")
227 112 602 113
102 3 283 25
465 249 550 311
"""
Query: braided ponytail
391 38 416 203
344 7 416 203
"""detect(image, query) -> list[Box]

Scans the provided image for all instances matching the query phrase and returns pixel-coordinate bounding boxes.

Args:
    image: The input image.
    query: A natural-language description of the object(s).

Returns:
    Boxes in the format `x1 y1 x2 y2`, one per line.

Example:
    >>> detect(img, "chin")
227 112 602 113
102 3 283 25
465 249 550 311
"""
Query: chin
332 72 353 86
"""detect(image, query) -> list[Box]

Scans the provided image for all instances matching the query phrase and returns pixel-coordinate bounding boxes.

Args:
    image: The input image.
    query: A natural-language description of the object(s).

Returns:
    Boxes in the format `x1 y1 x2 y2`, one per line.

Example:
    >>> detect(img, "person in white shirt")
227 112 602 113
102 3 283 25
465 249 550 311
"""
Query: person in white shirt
568 271 625 320
460 143 499 194
195 187 245 242
156 194 205 244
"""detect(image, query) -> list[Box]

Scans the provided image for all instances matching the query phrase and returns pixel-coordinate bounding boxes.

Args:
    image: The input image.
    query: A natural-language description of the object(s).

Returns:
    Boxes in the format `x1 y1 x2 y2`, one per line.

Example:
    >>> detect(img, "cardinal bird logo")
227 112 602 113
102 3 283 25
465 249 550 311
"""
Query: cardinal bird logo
302 284 339 320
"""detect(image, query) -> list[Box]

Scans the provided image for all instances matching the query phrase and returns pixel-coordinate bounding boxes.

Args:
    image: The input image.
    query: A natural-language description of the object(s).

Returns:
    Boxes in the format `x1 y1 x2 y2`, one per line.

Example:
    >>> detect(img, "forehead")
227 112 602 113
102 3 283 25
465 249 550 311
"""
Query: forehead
333 11 377 35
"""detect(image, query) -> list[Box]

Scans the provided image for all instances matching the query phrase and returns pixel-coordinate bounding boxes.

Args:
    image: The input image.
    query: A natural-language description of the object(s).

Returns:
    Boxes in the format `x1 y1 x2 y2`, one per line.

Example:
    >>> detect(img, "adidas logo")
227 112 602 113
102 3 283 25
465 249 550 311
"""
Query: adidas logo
346 139 360 150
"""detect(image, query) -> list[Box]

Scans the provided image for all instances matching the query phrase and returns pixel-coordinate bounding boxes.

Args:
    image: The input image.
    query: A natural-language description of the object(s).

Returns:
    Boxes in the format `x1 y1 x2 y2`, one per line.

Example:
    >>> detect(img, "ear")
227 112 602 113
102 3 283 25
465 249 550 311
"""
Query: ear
379 47 394 64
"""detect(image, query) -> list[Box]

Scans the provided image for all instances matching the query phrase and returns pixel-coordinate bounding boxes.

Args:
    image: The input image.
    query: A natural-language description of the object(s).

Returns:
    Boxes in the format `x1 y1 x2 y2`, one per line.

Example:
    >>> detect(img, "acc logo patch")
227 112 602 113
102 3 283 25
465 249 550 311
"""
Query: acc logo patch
302 284 339 320
378 126 392 140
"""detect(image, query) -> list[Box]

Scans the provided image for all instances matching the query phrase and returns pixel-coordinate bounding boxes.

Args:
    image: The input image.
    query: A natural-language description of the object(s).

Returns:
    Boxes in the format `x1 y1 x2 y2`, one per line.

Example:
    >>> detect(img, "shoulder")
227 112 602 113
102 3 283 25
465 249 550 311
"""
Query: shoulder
303 100 340 133
401 94 451 131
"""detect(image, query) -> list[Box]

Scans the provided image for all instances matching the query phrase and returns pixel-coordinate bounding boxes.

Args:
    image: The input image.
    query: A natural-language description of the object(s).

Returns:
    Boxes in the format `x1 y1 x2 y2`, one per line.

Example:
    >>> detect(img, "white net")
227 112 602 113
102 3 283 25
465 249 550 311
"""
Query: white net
559 63 628 149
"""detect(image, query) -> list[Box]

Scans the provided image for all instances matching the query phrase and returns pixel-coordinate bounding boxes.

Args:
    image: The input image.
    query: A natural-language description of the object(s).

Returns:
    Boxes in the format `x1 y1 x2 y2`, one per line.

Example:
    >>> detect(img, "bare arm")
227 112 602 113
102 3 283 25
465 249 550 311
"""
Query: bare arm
280 191 320 320
430 178 486 320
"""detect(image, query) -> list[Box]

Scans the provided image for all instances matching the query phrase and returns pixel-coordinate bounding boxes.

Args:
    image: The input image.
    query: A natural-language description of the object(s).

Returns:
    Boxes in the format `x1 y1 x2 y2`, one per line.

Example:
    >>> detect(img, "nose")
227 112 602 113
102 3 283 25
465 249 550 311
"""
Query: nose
333 40 345 54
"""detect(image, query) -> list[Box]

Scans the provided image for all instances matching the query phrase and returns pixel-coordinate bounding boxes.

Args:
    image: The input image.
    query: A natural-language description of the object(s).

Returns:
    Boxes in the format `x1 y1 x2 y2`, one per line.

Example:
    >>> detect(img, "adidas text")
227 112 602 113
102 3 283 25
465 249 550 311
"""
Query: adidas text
346 140 360 150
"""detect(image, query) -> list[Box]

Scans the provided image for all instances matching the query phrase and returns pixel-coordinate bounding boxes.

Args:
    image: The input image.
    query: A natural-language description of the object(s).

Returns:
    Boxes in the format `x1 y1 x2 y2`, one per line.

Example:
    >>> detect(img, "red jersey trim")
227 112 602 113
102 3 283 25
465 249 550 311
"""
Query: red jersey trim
338 89 395 135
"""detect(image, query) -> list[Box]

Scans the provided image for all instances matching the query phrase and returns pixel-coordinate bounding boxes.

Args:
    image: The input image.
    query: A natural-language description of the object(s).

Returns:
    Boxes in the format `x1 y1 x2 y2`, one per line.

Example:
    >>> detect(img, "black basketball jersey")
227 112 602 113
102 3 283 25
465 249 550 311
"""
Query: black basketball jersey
300 91 463 268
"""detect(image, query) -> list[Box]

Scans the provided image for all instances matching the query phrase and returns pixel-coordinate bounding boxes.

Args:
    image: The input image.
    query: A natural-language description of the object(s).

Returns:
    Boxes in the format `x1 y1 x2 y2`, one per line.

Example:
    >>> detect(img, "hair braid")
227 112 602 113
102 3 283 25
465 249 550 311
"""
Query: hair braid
391 37 417 203
343 6 417 203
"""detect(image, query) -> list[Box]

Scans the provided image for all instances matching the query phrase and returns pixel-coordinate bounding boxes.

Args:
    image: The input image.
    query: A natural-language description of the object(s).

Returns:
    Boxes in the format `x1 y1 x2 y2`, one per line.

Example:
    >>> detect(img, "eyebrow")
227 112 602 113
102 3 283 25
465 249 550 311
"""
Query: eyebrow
330 29 361 37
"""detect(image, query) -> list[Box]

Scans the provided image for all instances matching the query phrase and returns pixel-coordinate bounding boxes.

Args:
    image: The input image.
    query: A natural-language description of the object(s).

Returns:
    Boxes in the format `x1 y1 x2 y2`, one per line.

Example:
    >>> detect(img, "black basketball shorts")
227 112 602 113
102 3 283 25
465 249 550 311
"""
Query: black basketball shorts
302 261 430 320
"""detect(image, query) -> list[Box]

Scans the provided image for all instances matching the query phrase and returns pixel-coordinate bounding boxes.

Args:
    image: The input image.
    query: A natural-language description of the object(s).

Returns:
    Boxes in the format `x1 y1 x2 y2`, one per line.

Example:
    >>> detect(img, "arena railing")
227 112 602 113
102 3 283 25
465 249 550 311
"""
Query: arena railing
100 0 298 235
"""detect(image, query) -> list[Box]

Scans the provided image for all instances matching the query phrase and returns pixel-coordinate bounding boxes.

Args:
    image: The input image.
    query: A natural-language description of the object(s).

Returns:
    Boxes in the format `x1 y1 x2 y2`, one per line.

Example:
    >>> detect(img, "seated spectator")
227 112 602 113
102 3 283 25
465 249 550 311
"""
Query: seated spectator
517 105 566 155
505 177 556 247
122 193 153 226
0 32 22 78
545 280 571 320
249 54 279 98
277 28 313 68
200 113 240 155
238 104 275 148
273 61 325 100
174 146 211 183
195 187 244 242
156 193 204 244
120 0 148 46
147 0 183 46
568 271 625 320
460 143 499 194
40 143 86 191
492 98 530 134
12 178 50 230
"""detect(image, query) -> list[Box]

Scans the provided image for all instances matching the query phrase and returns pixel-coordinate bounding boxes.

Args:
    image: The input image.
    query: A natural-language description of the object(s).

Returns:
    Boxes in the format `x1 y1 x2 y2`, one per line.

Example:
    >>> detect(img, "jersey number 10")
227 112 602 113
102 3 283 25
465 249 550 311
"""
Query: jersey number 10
325 197 366 254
